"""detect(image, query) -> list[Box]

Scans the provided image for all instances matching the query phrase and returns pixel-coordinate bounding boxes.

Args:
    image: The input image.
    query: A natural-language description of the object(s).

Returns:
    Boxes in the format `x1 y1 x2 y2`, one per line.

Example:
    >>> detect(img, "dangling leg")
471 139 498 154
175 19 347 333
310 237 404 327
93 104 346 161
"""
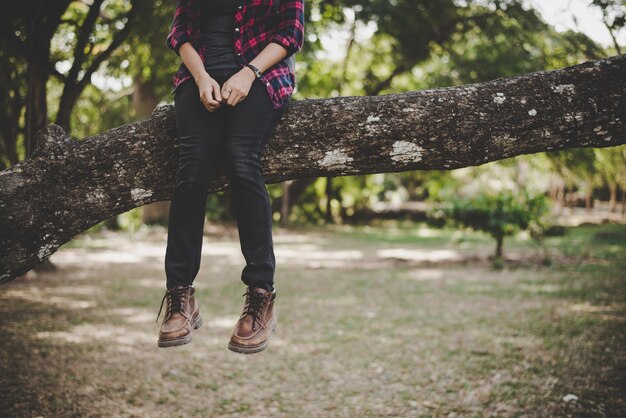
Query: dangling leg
165 79 227 288
223 78 289 293
225 78 288 354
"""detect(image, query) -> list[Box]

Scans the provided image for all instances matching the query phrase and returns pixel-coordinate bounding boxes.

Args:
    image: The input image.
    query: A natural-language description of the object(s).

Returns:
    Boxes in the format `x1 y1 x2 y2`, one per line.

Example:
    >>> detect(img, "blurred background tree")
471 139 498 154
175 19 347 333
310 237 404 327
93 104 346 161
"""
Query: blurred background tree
427 187 550 265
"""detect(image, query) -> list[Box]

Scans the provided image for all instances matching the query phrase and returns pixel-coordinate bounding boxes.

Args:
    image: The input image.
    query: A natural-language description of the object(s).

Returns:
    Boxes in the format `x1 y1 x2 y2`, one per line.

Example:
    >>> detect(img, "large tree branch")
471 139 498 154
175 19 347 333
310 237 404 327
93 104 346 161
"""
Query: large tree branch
1 55 624 283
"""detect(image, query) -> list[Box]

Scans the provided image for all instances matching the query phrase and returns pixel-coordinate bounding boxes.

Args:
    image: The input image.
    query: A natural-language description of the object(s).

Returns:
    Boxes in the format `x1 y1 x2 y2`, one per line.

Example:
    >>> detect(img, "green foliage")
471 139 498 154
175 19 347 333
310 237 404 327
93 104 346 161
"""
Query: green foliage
117 207 144 232
427 188 550 259
2 0 623 235
594 146 626 189
407 1 604 89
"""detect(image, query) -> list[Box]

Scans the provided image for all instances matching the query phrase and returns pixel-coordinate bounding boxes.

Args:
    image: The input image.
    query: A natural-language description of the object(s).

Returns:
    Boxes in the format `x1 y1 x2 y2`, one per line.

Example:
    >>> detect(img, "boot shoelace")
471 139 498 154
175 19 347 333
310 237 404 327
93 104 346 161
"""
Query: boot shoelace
155 286 190 323
241 288 268 331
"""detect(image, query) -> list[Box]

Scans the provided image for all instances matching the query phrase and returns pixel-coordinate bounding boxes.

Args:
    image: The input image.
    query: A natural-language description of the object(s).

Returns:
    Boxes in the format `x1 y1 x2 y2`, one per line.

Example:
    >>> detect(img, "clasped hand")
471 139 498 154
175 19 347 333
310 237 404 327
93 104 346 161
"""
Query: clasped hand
197 69 255 112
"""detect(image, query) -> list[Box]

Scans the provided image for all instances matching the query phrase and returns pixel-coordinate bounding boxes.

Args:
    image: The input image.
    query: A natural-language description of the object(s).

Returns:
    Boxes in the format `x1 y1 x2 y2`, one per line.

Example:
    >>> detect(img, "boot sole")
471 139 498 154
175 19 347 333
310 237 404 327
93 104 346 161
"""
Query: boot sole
227 315 277 354
157 313 203 348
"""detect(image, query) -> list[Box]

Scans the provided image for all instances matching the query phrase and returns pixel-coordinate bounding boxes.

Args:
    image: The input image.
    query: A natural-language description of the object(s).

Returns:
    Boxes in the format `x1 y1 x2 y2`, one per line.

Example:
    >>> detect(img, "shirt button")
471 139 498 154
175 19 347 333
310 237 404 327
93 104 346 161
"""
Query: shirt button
235 27 240 32
238 5 242 9
266 82 270 86
236 52 241 55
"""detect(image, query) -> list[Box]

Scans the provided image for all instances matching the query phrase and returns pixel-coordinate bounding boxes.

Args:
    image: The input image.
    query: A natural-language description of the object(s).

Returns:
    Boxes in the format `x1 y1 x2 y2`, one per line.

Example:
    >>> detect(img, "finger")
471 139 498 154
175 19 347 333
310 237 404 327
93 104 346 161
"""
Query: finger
208 95 220 108
228 90 239 106
223 91 230 106
200 96 216 112
213 83 222 102
236 92 247 106
206 94 219 106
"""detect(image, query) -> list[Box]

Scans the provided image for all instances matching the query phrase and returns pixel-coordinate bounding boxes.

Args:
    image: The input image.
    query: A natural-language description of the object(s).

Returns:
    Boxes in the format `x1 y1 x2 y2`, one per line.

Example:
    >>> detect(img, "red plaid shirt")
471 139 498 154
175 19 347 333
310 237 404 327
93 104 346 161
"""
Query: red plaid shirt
166 0 305 110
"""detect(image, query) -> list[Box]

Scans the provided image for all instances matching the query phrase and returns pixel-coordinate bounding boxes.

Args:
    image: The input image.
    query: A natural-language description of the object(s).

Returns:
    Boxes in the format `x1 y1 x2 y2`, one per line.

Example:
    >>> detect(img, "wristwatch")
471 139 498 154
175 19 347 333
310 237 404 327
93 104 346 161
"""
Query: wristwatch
245 63 263 79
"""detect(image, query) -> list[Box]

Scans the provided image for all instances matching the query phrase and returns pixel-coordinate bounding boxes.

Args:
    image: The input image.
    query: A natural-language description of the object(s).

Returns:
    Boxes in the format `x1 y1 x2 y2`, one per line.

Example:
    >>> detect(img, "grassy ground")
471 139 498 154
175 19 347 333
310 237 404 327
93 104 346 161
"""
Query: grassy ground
1 221 624 417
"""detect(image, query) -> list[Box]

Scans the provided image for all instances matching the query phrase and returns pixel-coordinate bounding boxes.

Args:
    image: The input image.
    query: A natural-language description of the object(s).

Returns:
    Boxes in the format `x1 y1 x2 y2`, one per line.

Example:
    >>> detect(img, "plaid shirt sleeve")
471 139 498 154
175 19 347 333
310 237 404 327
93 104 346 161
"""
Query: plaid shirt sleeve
166 0 191 56
268 0 305 58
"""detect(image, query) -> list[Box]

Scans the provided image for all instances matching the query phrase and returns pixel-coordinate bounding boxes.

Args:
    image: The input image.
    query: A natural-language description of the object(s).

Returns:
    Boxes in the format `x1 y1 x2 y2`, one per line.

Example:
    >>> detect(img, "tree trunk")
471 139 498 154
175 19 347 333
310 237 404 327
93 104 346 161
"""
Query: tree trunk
24 34 49 158
495 234 504 259
622 186 626 218
55 86 82 134
585 177 593 212
609 181 617 212
1 55 625 282
557 179 565 215
566 187 575 210
0 61 23 169
325 176 333 223
280 180 290 227
104 215 120 231
271 177 317 216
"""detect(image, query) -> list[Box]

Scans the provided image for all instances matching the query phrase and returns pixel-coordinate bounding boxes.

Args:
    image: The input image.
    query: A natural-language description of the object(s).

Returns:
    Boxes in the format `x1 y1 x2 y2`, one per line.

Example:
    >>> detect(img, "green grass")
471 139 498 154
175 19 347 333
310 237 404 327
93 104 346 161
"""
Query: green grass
1 222 624 417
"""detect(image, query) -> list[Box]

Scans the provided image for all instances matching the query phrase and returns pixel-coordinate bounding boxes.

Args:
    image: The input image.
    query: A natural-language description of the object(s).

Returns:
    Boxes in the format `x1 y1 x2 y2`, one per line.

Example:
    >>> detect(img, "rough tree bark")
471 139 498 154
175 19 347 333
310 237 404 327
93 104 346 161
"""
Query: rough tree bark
1 55 625 283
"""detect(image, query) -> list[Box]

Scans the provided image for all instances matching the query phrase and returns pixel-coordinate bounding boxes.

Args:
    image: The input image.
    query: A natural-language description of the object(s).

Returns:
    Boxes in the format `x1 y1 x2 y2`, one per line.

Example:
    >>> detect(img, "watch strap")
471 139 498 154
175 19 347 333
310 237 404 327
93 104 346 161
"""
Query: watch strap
245 63 262 79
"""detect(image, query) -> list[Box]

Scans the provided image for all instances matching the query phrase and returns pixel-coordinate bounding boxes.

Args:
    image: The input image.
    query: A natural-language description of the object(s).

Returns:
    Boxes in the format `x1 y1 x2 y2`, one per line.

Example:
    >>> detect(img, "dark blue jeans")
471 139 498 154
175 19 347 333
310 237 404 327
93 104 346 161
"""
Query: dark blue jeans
165 69 289 291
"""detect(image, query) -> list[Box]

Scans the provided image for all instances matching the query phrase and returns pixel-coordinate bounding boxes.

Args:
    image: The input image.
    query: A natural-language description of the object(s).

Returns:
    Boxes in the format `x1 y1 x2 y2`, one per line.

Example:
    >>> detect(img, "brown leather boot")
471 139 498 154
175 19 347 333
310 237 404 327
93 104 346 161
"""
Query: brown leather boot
155 284 202 348
228 286 277 354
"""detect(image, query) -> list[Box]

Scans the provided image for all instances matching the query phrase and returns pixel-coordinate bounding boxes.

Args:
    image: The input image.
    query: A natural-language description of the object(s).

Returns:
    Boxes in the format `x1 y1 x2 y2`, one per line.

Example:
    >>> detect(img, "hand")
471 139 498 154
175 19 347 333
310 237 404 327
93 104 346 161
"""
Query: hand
196 73 222 112
221 67 256 107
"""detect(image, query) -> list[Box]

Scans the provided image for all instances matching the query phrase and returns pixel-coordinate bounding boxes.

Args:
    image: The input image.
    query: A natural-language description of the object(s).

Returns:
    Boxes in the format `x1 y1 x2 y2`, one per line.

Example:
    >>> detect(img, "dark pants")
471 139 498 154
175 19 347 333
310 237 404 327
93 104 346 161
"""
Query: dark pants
165 69 289 292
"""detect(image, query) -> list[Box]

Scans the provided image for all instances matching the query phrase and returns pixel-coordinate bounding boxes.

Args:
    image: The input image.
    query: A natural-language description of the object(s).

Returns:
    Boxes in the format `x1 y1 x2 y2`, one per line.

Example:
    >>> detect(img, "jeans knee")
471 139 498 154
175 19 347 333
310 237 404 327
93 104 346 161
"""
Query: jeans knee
175 163 212 190
226 152 262 179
